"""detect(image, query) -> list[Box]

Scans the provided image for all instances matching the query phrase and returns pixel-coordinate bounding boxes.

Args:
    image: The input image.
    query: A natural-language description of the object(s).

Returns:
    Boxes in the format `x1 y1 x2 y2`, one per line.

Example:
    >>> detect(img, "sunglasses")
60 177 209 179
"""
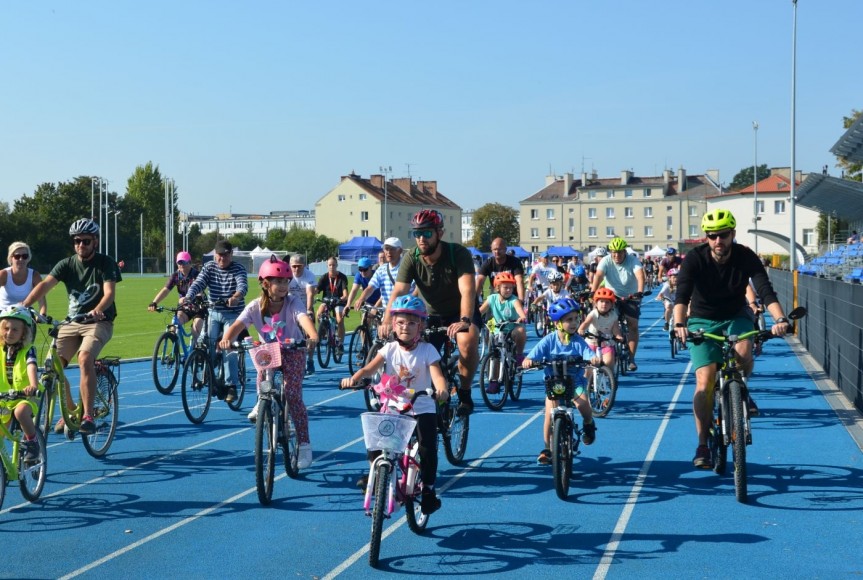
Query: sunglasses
290 264 302 268
359 267 370 272
412 229 435 239
11 254 29 260
706 231 733 241
177 260 189 266
73 238 93 246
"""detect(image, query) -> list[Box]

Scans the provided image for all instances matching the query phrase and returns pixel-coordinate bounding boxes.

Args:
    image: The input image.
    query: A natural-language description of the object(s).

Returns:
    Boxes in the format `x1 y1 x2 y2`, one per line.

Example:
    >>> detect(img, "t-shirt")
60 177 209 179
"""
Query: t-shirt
165 267 200 298
526 331 593 384
288 268 316 301
585 309 617 346
484 293 522 324
236 295 309 342
186 260 249 313
531 265 558 288
316 273 349 303
479 255 525 286
397 242 475 317
369 259 413 306
597 254 642 298
353 272 381 304
49 253 122 320
539 287 570 307
657 281 677 303
377 341 440 415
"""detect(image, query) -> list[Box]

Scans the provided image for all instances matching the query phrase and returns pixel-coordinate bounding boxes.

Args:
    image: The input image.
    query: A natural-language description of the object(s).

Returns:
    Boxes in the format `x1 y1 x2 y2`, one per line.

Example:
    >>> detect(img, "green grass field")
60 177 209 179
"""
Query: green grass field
34 275 363 361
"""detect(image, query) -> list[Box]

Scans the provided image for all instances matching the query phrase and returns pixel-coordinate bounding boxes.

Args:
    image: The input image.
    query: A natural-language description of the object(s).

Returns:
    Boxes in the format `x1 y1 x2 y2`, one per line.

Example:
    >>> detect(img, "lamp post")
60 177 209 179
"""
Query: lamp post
380 165 392 239
789 0 798 272
114 211 121 260
140 213 144 275
753 121 759 255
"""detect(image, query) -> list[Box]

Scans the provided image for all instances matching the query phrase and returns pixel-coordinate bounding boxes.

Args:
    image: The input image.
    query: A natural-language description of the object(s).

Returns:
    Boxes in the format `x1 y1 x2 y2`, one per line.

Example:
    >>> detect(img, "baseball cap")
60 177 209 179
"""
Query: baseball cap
383 237 402 249
214 240 233 254
539 251 549 258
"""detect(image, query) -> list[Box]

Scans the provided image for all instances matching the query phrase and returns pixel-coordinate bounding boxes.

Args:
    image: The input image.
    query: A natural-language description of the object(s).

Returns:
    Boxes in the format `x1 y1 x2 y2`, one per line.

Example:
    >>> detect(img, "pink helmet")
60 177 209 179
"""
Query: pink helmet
667 268 679 277
176 251 192 264
258 255 292 281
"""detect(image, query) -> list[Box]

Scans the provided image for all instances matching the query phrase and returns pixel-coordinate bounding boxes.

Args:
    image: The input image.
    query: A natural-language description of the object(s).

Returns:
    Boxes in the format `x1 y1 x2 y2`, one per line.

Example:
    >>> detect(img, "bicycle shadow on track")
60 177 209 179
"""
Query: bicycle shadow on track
374 522 767 574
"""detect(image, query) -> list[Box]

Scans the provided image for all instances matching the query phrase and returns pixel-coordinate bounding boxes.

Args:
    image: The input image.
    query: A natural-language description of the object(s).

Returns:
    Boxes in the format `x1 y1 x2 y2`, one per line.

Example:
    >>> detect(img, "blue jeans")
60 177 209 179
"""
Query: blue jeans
208 309 240 386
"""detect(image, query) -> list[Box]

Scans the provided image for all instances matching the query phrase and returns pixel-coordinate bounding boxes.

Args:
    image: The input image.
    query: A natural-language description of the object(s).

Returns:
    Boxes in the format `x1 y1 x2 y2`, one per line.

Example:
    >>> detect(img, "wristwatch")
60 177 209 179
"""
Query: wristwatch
775 317 789 324
674 323 686 328
460 316 471 325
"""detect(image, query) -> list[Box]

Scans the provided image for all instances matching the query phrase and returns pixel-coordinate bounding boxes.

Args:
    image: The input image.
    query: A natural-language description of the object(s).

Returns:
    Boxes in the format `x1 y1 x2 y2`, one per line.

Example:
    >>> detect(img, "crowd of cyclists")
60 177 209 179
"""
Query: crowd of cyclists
0 207 794 519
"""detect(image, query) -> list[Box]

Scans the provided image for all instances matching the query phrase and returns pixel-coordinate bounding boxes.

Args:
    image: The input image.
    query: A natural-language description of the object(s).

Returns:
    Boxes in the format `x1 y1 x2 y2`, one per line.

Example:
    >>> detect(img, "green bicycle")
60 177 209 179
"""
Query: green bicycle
0 390 48 510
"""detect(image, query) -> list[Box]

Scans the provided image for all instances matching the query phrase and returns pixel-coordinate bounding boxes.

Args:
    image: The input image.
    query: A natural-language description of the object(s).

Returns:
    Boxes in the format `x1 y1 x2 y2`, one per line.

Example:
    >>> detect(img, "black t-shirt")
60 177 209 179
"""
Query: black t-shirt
49 253 122 320
479 255 525 285
316 272 349 303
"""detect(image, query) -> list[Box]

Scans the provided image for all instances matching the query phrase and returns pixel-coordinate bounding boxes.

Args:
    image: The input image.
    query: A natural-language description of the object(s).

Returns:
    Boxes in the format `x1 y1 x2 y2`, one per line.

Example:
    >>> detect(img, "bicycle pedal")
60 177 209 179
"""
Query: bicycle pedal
64 425 76 441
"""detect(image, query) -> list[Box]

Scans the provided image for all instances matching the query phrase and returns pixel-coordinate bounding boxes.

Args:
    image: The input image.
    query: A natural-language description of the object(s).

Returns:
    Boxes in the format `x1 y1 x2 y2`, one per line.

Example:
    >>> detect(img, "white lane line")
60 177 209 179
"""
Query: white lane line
592 360 692 580
322 409 545 580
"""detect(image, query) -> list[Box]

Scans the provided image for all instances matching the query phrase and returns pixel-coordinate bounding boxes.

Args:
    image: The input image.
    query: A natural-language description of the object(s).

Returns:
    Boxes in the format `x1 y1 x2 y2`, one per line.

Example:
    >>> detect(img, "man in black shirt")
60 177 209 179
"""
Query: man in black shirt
475 237 525 303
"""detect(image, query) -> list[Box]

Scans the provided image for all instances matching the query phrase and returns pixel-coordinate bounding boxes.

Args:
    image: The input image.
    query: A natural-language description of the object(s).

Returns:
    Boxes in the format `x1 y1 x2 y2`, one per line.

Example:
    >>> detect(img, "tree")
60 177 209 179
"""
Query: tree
728 164 771 192
229 232 264 251
125 162 177 267
470 203 520 251
264 228 287 250
836 109 862 182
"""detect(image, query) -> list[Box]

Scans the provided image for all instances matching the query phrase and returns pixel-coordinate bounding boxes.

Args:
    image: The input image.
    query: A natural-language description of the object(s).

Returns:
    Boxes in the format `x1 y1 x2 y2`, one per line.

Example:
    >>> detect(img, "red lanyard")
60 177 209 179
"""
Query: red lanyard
329 276 338 296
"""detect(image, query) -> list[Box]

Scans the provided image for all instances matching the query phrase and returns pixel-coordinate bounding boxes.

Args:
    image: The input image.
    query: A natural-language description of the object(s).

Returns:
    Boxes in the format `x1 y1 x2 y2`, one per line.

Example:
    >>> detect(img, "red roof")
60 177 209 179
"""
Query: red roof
736 174 799 194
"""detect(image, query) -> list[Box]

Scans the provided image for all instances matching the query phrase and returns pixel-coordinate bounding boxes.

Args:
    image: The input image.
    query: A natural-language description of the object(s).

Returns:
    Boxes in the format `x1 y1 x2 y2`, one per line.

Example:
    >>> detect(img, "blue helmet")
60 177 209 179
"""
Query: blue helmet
548 298 580 322
390 295 427 320
357 257 373 269
666 247 677 255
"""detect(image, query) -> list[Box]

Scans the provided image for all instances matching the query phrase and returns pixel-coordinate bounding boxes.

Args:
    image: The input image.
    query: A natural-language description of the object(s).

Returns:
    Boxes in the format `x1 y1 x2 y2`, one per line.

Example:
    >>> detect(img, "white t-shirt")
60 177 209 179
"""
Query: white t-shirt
597 254 642 298
288 268 316 299
377 341 440 415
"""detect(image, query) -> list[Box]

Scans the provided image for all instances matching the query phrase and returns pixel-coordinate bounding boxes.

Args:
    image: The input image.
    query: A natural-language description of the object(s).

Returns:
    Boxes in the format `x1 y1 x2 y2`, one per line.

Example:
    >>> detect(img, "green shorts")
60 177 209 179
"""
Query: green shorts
687 315 754 370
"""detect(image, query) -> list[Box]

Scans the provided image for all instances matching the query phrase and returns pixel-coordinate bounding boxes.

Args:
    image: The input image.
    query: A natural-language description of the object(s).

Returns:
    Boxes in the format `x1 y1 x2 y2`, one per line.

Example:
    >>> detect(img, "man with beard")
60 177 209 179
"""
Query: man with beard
673 208 790 469
382 209 479 415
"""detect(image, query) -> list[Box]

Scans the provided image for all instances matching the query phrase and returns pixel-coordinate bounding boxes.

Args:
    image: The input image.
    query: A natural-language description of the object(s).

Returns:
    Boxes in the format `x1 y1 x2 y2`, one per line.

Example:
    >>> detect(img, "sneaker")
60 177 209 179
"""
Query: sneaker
356 474 369 490
298 444 313 469
305 360 315 376
628 362 638 372
537 448 552 465
582 421 597 445
22 438 39 464
457 397 474 417
486 380 500 394
693 444 712 469
247 402 259 423
225 386 237 403
421 488 441 515
747 395 760 417
79 416 96 435
54 417 65 434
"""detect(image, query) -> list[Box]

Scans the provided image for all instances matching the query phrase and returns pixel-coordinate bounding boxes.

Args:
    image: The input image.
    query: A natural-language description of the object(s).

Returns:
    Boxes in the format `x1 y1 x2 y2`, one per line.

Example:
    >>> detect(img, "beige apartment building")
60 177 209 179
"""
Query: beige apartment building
314 173 462 244
519 168 717 254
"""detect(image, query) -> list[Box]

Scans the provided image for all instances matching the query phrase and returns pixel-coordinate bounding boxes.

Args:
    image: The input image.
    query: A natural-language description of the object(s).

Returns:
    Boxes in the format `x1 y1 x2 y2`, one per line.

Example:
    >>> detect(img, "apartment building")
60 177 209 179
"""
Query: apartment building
519 168 715 253
183 210 315 237
314 173 462 244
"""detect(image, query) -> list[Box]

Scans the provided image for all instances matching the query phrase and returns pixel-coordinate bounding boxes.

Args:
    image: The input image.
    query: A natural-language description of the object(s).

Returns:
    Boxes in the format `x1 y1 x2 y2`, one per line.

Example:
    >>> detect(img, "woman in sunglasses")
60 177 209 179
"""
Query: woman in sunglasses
148 251 204 343
0 242 47 314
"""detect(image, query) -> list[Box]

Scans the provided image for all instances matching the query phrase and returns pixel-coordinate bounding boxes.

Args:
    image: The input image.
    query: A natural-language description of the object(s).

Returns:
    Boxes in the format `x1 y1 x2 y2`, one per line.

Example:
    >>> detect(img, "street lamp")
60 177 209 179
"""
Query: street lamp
114 210 121 260
380 165 392 239
753 121 759 255
789 0 798 272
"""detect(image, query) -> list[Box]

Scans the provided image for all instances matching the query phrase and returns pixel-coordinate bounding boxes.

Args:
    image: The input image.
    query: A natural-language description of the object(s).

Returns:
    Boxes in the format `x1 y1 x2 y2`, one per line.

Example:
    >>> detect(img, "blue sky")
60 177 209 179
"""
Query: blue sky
2 1 860 216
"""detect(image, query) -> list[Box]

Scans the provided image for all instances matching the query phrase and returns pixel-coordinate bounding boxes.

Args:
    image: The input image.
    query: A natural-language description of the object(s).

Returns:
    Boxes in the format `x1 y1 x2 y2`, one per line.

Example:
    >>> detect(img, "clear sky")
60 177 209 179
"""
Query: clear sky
2 1 860 216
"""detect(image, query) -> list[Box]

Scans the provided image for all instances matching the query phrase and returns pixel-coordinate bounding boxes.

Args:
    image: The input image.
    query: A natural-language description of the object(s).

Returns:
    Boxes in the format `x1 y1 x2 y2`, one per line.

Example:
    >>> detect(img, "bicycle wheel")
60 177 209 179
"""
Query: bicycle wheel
81 367 119 458
254 398 276 505
508 368 523 401
333 327 344 364
0 457 6 510
362 342 384 412
441 389 469 465
18 427 47 501
616 343 628 377
729 379 748 503
226 350 247 411
478 325 490 359
479 353 507 411
669 330 678 359
552 414 573 500
403 450 429 533
534 310 545 338
276 368 300 478
152 332 180 394
348 326 369 374
36 379 56 437
369 462 390 568
316 320 331 368
588 365 617 418
181 349 213 424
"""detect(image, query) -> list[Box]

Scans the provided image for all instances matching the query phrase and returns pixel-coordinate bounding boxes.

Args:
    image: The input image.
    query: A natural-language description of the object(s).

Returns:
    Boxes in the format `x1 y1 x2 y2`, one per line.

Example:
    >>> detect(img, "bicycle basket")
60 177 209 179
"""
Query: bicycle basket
360 412 416 453
545 376 575 401
250 342 282 371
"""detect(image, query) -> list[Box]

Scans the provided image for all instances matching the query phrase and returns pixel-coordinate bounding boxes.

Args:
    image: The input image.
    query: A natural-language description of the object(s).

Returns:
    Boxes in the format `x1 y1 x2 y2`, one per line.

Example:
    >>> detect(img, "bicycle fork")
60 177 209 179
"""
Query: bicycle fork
364 456 395 517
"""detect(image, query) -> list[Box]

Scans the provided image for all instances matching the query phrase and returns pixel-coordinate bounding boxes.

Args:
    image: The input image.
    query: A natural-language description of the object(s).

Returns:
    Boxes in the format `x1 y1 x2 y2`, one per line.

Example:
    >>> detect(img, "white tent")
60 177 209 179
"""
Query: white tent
645 246 667 258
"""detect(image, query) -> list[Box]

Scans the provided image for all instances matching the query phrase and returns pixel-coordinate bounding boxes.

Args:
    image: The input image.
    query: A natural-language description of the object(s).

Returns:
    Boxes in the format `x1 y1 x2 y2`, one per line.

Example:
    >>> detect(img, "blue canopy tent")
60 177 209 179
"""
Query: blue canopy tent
338 236 382 261
466 246 487 260
546 245 583 259
507 246 530 259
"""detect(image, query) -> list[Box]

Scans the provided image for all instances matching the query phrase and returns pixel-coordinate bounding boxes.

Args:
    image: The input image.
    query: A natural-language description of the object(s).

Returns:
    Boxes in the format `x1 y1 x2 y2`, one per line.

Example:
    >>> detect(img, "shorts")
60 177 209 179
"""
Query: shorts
587 342 614 356
425 310 482 352
617 299 641 319
57 320 114 363
687 313 754 370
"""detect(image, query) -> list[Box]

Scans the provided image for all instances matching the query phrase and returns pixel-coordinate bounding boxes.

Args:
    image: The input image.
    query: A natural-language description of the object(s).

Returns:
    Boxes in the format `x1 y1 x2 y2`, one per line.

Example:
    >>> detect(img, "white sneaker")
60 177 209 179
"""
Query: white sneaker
247 401 259 423
298 444 313 469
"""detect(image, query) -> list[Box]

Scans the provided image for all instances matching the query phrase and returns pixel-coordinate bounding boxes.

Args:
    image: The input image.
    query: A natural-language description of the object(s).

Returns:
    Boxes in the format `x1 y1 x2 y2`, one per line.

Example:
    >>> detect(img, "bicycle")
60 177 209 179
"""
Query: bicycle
32 312 121 458
151 301 203 395
527 356 588 500
689 306 806 503
347 303 381 375
532 302 550 338
250 339 305 505
478 321 523 411
342 380 436 568
612 292 650 377
180 300 248 424
0 391 47 510
359 331 387 413
423 323 469 465
581 331 619 418
315 296 344 369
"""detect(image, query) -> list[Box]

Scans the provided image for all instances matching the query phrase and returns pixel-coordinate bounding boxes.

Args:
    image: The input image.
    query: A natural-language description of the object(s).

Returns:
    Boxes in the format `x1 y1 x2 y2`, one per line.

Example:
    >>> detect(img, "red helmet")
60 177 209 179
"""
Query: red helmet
410 209 443 229
593 287 617 303
493 272 517 287
258 255 292 281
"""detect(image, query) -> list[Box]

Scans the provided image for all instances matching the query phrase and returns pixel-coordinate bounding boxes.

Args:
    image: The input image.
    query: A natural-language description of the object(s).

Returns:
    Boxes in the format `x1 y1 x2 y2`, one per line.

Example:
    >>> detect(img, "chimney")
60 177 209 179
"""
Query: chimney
418 180 438 198
393 177 413 197
563 173 573 196
677 167 687 191
581 172 588 186
663 169 672 184
370 174 384 189
621 170 632 185
706 169 720 184
545 174 557 187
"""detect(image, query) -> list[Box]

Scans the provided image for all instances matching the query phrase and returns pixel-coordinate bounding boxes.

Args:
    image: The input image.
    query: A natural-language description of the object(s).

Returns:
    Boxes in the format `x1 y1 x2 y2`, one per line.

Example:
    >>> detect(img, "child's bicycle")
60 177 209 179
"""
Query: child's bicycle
315 297 345 369
347 304 382 375
689 306 806 503
581 331 619 418
151 301 203 394
0 391 48 510
32 311 121 458
478 320 524 411
250 339 305 505
341 378 437 568
526 356 589 500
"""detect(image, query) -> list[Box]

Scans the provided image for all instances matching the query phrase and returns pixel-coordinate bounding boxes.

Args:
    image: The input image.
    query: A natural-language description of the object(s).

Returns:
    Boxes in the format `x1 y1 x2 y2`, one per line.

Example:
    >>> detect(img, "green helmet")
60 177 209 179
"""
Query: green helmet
701 208 736 232
0 306 34 332
608 237 628 252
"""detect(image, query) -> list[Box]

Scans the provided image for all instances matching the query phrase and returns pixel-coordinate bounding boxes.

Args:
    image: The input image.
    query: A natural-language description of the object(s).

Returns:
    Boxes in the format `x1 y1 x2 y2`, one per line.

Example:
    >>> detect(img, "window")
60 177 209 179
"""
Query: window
361 229 369 237
689 225 699 237
667 216 673 229
359 194 367 201
689 206 698 217
606 226 615 238
643 188 652 197
360 211 369 221
588 191 597 199
644 207 653 218
625 226 634 237
588 227 597 238
530 228 539 239
774 200 786 214
568 217 574 232
645 226 654 237
667 205 673 211
337 194 346 202
803 228 814 246
606 190 615 199
546 208 555 220
588 208 597 219
606 207 615 219
625 207 634 218
546 227 555 238
756 200 765 215
530 209 539 220
625 189 633 198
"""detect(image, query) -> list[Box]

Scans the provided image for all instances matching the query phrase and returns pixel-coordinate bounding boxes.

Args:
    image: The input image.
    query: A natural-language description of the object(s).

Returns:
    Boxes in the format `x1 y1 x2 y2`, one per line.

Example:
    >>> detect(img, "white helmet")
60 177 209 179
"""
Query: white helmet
69 218 99 237
595 247 608 257
547 270 564 282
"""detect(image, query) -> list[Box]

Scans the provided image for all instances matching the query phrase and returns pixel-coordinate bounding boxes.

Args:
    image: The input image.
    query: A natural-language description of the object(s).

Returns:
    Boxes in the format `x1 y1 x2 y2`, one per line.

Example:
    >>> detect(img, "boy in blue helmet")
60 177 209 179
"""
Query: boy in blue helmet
345 257 381 314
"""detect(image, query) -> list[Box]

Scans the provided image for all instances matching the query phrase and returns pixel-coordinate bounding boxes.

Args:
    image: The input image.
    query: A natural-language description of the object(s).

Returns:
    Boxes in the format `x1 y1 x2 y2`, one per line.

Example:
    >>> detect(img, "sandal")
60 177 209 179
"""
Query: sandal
537 448 552 465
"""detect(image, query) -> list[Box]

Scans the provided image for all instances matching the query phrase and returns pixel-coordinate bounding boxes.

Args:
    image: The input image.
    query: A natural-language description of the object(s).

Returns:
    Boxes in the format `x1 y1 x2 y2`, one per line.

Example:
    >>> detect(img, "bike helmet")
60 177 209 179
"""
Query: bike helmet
667 268 679 277
573 265 586 277
701 208 736 232
595 247 608 257
547 270 564 283
0 306 35 333
548 297 580 322
493 272 517 287
409 209 443 230
357 257 373 269
176 251 192 263
69 218 99 237
593 287 617 304
258 254 292 281
608 237 628 252
666 247 677 256
389 295 428 320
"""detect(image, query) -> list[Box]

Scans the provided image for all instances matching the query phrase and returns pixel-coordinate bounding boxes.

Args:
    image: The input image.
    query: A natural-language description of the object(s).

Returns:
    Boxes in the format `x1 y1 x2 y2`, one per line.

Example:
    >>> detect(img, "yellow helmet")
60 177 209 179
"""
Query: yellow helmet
701 209 736 232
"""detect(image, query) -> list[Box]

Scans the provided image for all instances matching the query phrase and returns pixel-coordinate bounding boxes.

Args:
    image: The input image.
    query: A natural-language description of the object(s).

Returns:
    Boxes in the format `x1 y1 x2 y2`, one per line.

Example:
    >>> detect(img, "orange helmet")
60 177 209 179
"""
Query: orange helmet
493 272 517 287
593 287 617 303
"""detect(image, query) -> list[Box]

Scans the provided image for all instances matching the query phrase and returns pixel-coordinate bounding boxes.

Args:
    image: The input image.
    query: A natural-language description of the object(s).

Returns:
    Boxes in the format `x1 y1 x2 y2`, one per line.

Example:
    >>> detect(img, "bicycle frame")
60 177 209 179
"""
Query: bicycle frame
422 325 469 465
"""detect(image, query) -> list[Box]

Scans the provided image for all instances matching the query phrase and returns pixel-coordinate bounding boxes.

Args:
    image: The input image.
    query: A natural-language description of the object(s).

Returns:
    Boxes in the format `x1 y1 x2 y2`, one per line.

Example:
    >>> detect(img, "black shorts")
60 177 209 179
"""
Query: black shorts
617 299 641 319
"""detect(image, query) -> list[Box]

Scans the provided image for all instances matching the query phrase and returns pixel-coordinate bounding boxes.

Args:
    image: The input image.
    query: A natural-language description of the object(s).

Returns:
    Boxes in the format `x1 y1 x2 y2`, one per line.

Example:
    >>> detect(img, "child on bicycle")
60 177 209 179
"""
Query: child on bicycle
578 288 623 369
532 270 570 309
522 297 599 465
0 308 40 464
478 272 527 393
341 295 449 515
655 267 679 331
220 256 318 469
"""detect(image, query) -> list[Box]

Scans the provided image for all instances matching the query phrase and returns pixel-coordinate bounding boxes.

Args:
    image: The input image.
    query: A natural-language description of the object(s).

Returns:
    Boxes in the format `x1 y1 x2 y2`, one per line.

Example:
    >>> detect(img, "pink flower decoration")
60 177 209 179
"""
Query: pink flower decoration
372 374 410 412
